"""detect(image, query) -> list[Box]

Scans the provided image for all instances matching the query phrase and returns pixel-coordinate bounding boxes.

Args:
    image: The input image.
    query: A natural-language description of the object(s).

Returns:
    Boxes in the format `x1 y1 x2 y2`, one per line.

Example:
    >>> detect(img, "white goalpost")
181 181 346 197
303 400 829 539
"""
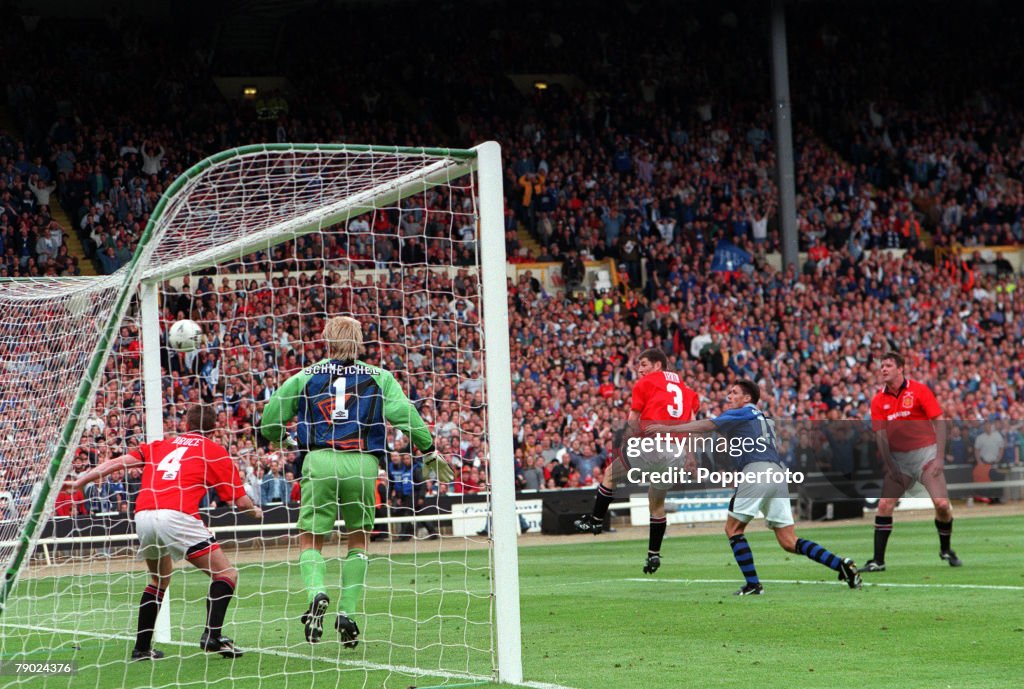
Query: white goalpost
0 142 522 687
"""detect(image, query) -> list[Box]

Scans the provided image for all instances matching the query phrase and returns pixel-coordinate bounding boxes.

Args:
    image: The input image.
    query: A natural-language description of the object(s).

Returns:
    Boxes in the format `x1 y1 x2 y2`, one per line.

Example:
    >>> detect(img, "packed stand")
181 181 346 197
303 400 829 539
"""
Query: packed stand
0 132 81 277
1 2 1023 526
34 227 1024 524
789 3 1024 249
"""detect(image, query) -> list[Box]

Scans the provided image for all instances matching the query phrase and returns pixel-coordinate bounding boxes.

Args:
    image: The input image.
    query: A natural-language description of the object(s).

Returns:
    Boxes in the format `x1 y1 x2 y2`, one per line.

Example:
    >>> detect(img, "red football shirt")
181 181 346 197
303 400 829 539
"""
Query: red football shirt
131 432 245 518
870 378 942 452
631 370 700 424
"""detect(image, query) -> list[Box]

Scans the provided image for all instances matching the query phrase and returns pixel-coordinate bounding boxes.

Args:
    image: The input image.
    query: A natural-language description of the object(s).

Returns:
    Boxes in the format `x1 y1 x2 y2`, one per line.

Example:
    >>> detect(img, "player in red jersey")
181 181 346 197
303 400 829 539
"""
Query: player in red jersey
575 348 699 574
71 404 262 660
864 352 961 572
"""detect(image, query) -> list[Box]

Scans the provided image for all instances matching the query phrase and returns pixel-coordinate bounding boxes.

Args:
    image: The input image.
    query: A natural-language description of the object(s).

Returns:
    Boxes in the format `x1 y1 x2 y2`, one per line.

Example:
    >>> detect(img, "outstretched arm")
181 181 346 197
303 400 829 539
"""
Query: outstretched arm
231 494 263 520
377 370 454 480
71 453 144 490
381 370 435 452
260 371 306 445
644 419 717 435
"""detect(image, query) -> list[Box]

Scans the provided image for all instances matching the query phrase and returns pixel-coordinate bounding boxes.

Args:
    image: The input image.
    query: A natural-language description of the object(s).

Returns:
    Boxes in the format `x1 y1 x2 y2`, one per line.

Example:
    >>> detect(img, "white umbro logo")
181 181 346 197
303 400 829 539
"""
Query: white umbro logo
883 405 891 410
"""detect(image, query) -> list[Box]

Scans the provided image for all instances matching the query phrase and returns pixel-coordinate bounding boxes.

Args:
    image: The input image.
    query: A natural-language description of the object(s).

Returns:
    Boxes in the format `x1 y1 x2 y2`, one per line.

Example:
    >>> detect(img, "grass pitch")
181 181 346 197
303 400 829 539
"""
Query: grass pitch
2 515 1020 689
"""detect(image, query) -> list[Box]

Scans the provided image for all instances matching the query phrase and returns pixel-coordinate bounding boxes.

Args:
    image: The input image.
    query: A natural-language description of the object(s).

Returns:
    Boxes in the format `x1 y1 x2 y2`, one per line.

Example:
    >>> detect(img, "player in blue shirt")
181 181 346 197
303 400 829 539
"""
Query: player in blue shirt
654 380 862 595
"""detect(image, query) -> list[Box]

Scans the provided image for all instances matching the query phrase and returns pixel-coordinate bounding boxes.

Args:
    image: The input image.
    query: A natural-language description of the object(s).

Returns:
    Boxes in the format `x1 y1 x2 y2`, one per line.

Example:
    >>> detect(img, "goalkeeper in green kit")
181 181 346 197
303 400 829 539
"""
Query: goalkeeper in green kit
260 316 453 647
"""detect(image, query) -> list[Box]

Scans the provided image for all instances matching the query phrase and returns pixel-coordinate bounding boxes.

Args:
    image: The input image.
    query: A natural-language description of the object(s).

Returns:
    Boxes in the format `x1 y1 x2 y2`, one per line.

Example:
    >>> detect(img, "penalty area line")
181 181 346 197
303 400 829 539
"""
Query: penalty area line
0 622 582 689
623 578 1024 591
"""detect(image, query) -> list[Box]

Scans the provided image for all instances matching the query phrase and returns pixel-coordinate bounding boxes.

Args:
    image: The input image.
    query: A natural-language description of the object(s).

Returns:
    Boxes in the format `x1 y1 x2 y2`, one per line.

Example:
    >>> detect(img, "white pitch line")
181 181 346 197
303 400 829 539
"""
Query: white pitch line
623 577 1024 591
0 622 581 689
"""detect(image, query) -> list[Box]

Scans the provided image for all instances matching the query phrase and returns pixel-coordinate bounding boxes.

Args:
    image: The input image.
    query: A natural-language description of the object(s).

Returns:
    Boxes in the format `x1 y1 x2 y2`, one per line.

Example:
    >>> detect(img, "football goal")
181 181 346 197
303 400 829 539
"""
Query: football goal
0 142 522 688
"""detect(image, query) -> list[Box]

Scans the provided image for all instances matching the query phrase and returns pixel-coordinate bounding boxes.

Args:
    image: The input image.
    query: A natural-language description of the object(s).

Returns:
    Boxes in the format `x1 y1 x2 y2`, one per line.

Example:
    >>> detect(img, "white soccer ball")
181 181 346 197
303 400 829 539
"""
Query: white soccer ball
168 319 203 352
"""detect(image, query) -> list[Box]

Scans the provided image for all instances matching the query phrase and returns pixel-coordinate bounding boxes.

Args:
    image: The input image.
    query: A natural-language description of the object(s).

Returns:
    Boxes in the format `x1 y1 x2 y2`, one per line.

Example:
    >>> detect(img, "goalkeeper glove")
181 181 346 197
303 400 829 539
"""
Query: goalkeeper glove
272 433 299 451
423 450 454 483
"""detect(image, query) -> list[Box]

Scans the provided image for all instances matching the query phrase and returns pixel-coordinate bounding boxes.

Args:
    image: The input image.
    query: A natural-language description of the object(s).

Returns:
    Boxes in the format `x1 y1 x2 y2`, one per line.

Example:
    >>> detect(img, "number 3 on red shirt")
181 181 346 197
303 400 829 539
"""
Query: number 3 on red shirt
666 382 685 418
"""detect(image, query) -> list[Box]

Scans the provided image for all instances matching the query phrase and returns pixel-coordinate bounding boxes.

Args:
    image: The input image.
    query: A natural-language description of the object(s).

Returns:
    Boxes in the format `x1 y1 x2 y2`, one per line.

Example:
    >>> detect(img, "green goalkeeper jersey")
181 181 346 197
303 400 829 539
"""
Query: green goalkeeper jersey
260 358 434 459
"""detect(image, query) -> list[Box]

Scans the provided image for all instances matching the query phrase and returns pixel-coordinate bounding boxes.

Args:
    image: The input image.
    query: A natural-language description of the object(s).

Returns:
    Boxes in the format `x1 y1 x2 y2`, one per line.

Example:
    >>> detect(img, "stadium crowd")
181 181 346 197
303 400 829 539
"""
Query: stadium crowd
5 3 1024 282
0 3 1022 525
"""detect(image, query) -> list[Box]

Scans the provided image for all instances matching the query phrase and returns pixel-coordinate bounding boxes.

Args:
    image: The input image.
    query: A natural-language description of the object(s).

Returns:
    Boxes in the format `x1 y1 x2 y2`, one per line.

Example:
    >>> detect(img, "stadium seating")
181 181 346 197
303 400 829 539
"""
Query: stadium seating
1 4 1022 524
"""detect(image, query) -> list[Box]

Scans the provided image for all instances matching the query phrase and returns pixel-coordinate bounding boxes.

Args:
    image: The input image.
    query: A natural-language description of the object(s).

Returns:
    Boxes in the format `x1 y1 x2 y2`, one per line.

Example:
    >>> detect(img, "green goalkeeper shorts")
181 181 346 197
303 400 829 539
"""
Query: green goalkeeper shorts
297 449 379 535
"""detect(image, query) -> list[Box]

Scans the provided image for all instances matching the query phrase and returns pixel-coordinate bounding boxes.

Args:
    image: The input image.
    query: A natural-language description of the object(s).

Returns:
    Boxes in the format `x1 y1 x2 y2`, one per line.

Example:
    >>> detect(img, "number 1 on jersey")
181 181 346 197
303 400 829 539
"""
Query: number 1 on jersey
331 377 349 422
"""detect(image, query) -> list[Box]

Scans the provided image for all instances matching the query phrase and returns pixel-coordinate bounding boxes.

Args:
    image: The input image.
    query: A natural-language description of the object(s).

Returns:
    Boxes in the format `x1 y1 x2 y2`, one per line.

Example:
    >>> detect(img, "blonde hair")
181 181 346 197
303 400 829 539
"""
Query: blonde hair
324 316 364 361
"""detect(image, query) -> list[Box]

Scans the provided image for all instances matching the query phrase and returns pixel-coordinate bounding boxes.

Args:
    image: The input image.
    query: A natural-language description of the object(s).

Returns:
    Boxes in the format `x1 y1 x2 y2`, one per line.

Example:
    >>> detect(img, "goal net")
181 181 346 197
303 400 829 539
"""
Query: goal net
0 143 521 688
